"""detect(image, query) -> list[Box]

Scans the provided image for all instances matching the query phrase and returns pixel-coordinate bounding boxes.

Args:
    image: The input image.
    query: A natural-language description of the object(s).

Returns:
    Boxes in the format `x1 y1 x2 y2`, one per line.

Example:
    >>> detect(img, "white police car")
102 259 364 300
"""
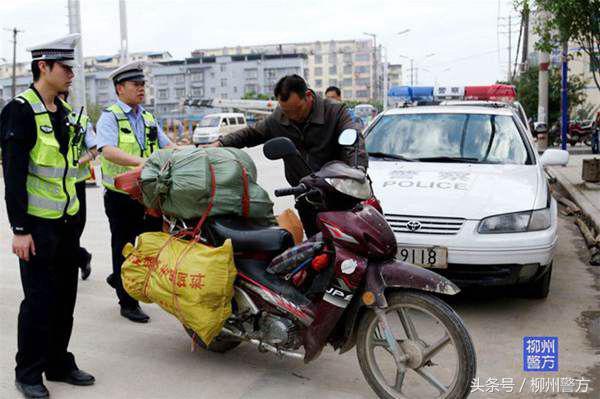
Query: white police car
365 104 569 298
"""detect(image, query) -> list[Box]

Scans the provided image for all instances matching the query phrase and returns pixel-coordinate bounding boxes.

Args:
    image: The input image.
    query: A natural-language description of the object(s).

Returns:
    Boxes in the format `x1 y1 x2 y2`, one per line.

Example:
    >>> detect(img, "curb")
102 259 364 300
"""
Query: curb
549 166 600 235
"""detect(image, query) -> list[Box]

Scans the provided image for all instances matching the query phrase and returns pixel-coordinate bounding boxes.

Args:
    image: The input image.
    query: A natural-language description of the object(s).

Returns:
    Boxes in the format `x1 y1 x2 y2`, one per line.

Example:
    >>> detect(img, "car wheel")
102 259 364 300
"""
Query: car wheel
521 263 552 299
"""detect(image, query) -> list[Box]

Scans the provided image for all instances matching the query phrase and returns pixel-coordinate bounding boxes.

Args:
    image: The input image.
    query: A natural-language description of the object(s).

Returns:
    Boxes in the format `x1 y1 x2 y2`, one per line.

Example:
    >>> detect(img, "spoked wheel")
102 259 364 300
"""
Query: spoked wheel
356 292 476 399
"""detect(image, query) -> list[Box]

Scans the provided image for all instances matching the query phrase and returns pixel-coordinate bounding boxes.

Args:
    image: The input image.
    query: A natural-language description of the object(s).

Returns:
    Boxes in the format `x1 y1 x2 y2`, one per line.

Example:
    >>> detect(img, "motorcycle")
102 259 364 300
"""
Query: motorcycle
132 130 477 399
552 120 596 147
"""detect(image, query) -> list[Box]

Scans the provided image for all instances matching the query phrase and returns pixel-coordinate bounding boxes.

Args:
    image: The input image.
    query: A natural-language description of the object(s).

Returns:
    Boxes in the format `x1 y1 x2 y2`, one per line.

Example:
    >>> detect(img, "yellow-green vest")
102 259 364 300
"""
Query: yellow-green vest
100 103 158 193
18 88 80 219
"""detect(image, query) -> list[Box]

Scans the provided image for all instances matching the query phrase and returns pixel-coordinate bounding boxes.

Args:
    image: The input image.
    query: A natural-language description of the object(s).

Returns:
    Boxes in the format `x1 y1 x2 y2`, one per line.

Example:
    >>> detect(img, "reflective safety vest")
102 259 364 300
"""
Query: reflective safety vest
100 103 159 193
18 88 80 219
67 109 93 183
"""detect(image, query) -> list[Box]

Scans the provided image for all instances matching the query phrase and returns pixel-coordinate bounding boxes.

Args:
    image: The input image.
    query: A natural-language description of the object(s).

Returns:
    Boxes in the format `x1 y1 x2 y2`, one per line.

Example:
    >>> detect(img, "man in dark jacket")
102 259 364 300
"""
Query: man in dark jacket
207 74 368 236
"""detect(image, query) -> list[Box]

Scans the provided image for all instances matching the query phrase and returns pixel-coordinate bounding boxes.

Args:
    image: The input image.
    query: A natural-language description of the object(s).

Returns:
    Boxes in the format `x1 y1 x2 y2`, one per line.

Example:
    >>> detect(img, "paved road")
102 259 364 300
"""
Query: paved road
1 146 598 398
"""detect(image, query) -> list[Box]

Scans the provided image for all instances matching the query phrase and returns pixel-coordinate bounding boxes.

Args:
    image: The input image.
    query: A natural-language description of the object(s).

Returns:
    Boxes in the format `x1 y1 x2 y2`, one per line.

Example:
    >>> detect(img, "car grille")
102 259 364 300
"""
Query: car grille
385 214 465 235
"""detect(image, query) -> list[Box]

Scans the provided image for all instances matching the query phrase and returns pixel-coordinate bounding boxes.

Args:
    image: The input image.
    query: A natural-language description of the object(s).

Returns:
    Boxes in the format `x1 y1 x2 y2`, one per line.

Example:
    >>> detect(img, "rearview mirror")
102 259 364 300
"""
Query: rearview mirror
338 129 358 146
540 149 569 166
263 137 300 160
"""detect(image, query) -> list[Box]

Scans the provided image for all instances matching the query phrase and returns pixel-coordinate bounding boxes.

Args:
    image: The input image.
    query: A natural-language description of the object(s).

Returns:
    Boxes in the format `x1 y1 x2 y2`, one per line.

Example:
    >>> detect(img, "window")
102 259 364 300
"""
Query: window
191 87 204 96
156 75 168 85
315 79 322 87
328 53 337 64
343 78 353 87
343 53 352 62
158 89 168 99
355 78 370 86
329 65 337 75
236 117 245 124
220 78 227 87
191 73 203 82
354 65 370 74
356 90 369 98
355 53 370 62
228 117 237 125
245 68 258 79
329 41 336 51
174 74 185 83
343 64 352 74
210 72 215 78
329 79 338 86
97 79 109 88
221 93 228 99
314 54 322 64
211 87 216 94
314 67 322 76
175 88 185 98
344 90 353 98
233 86 238 93
244 84 257 93
364 114 528 165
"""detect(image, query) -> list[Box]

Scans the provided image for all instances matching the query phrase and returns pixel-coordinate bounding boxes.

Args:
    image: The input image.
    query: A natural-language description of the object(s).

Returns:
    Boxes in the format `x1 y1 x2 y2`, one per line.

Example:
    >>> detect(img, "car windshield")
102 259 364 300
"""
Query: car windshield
365 112 529 164
199 116 221 127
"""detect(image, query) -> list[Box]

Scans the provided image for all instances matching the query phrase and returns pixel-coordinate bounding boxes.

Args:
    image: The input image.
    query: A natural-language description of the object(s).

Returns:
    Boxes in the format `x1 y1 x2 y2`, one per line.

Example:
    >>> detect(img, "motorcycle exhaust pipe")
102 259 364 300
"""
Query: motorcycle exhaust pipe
221 327 304 360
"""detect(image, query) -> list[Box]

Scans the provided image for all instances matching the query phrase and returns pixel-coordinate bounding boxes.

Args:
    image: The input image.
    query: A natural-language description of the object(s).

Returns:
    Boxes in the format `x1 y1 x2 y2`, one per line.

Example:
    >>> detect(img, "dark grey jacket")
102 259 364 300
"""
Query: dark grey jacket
219 95 368 186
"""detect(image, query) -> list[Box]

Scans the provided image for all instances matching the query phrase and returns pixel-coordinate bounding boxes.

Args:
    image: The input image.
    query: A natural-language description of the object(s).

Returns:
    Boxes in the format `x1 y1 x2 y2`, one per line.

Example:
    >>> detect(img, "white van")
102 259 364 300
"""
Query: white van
192 113 247 145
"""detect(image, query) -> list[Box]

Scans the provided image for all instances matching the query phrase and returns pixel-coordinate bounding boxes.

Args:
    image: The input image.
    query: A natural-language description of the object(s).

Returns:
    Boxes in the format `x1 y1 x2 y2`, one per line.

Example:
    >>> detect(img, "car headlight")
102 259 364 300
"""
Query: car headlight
478 208 551 234
324 177 372 200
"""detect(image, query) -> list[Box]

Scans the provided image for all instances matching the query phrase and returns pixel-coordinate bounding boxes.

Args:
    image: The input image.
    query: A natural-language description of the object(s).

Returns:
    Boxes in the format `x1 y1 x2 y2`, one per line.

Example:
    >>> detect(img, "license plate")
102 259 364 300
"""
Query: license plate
396 246 448 269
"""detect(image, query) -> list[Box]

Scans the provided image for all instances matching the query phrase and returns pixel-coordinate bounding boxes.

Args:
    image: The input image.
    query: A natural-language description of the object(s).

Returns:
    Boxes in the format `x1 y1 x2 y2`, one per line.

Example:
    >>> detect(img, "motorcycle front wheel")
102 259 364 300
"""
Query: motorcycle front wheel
356 291 476 399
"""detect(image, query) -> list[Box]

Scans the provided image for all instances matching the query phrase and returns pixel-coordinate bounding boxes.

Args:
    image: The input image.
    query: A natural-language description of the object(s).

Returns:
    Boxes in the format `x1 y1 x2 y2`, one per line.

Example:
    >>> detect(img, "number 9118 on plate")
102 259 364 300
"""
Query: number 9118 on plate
396 246 448 269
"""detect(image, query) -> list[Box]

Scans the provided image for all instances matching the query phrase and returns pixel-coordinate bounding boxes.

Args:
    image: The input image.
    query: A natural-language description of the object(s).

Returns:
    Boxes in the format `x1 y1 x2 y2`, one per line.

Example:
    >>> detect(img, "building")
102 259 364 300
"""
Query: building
387 64 403 89
192 39 383 101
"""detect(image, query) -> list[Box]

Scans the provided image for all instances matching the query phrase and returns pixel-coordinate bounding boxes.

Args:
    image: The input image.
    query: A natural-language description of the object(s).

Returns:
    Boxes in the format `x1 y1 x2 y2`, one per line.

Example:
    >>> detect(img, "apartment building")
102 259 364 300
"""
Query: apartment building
192 39 381 101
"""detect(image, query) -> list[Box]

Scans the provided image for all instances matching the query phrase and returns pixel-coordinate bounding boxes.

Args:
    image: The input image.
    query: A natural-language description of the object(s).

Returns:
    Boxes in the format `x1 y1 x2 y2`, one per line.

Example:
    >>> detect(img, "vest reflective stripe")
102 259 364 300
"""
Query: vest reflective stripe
101 103 158 192
17 88 80 219
76 166 92 182
27 192 77 212
28 164 79 179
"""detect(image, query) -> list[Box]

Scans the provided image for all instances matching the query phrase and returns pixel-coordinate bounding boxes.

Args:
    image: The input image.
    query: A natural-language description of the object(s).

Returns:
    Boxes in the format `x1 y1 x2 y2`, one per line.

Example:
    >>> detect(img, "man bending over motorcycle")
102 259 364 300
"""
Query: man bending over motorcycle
206 74 368 236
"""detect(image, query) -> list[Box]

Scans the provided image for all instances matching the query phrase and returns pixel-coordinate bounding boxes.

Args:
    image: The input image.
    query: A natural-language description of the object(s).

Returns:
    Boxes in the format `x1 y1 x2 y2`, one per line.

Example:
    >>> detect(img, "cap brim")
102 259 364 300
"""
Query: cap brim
58 59 78 68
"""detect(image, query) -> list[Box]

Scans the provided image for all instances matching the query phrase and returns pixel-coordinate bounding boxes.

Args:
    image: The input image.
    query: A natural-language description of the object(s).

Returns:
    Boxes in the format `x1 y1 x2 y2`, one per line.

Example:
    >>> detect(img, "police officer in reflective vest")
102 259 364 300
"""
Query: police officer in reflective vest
58 91 97 281
96 60 173 323
0 34 95 399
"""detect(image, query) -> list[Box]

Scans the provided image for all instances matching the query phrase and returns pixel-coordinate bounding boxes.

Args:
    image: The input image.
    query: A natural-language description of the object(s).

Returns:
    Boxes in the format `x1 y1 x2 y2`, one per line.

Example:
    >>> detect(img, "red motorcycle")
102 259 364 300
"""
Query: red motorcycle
553 120 596 146
148 131 476 398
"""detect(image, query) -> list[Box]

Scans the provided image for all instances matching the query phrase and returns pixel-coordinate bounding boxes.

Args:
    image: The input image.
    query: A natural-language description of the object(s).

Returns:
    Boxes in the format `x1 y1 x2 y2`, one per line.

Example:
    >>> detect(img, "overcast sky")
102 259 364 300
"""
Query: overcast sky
1 0 520 86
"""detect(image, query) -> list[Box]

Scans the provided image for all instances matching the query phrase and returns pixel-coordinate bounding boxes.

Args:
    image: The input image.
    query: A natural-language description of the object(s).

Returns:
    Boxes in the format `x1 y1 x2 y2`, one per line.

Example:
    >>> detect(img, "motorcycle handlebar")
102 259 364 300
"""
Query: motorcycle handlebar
274 184 307 197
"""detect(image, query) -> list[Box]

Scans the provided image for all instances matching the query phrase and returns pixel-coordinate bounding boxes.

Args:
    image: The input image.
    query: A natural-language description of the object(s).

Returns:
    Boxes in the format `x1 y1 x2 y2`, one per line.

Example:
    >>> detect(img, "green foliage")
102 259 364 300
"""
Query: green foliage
242 91 272 100
516 0 600 91
515 65 587 125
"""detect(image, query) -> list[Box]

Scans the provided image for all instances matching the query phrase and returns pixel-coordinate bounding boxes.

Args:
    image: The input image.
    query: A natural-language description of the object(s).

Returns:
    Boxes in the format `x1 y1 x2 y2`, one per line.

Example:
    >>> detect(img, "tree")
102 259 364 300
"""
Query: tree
515 65 587 127
520 0 600 92
85 102 103 126
242 91 272 100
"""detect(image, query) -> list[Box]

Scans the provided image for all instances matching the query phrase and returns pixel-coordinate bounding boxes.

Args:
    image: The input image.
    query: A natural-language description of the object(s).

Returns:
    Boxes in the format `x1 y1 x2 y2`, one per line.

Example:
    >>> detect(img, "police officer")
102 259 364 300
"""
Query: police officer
96 61 173 323
58 90 96 280
0 34 95 399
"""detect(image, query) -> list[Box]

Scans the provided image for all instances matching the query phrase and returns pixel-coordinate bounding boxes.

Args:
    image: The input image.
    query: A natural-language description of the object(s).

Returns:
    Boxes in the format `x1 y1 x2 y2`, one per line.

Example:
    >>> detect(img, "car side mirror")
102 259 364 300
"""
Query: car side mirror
540 149 569 166
338 128 358 146
534 122 547 134
263 137 300 160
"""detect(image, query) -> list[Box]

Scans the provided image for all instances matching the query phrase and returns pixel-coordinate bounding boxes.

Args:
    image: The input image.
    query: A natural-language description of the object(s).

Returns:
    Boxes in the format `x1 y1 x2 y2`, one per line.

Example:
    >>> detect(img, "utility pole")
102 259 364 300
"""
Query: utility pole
67 0 86 110
560 41 568 150
363 33 377 101
520 2 529 72
410 59 414 86
6 27 23 97
119 0 129 64
507 14 512 82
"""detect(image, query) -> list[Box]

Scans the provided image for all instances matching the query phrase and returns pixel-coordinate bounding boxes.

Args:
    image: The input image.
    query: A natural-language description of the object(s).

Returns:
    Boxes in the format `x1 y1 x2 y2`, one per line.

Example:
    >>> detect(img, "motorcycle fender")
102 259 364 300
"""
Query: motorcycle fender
338 259 460 354
366 259 460 307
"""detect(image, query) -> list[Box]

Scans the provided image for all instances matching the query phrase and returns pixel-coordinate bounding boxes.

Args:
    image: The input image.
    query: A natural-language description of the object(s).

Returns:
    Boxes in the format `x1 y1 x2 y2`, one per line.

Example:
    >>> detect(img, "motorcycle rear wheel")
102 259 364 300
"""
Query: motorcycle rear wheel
356 291 476 399
184 326 242 353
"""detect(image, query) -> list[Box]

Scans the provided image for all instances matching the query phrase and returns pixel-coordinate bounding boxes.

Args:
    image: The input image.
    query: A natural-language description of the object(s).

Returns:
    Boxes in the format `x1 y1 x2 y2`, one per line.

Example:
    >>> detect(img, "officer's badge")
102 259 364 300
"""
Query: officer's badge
40 125 53 133
121 128 132 134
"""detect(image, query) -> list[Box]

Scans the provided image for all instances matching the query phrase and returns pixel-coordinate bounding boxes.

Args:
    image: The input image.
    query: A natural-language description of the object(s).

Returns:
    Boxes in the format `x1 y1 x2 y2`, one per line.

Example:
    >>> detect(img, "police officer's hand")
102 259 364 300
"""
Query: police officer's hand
202 140 222 148
13 234 36 261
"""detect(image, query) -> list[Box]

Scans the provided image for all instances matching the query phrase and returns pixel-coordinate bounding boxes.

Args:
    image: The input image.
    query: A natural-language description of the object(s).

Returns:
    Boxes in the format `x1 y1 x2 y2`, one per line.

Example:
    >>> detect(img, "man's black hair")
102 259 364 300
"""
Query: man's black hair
325 86 341 97
274 74 308 101
31 60 56 82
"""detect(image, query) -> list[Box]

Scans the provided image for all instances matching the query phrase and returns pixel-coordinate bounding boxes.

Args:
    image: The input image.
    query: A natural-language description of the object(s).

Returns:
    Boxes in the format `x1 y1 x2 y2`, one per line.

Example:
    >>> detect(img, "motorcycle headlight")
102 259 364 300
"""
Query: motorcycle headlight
325 177 372 200
478 208 551 234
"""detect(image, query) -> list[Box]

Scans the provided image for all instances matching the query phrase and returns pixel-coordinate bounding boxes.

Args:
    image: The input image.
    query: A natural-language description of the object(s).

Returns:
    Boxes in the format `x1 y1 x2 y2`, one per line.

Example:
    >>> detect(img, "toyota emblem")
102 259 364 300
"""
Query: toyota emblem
406 220 422 232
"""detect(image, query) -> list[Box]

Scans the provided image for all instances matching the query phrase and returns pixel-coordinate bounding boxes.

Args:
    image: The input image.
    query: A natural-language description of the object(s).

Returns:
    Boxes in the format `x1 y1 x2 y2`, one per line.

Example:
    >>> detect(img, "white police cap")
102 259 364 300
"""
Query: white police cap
26 33 80 67
109 61 146 84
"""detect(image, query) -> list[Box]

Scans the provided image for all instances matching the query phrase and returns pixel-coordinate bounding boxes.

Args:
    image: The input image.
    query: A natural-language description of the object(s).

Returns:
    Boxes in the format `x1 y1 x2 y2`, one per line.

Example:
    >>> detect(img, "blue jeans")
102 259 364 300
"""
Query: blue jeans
592 131 599 154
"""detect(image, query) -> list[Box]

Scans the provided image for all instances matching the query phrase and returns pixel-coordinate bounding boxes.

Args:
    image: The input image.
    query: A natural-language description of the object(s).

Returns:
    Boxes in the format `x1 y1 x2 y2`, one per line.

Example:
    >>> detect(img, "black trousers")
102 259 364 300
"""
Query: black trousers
104 190 162 309
74 181 91 267
16 218 80 384
295 197 320 238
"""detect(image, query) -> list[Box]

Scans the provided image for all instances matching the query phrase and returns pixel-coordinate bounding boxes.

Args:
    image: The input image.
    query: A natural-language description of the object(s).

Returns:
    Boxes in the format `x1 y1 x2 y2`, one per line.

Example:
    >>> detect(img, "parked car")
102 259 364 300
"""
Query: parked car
364 104 569 298
192 113 247 145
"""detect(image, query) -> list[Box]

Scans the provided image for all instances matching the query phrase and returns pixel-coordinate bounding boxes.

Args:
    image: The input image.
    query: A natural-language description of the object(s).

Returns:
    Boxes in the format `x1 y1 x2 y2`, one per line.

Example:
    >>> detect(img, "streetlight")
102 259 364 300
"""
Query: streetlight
398 53 436 85
363 32 378 101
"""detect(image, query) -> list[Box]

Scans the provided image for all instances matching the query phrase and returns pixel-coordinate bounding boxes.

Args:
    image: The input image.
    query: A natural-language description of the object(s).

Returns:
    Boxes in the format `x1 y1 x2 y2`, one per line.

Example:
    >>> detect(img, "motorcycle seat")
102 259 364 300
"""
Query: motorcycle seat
206 217 295 254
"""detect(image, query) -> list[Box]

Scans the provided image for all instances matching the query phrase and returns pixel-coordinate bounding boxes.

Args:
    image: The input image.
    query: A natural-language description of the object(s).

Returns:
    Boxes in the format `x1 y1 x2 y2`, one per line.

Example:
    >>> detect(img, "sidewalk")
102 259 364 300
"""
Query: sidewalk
548 154 600 233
